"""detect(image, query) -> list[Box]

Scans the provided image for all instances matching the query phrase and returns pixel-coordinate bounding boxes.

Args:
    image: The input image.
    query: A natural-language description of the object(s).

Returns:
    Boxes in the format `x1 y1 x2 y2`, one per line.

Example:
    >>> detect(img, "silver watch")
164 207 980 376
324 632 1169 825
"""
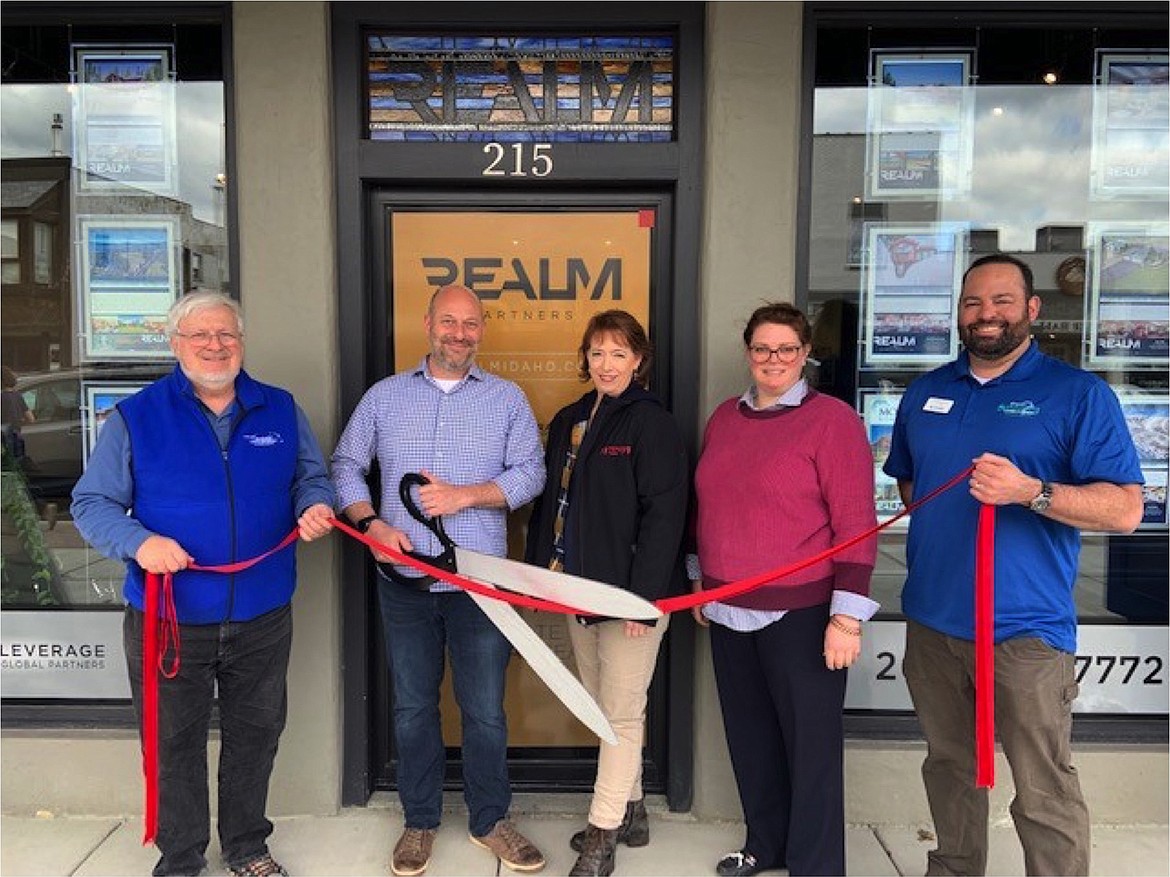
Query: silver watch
1028 481 1054 513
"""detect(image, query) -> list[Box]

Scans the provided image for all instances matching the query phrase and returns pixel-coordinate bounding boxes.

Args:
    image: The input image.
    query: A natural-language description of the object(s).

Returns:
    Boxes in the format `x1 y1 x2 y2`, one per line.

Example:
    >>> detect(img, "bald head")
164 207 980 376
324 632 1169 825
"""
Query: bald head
424 284 485 379
428 284 483 320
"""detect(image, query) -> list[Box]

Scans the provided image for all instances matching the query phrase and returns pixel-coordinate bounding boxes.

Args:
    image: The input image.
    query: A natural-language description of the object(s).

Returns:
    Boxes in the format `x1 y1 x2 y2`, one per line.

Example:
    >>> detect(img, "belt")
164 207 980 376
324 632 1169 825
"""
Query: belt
377 562 436 590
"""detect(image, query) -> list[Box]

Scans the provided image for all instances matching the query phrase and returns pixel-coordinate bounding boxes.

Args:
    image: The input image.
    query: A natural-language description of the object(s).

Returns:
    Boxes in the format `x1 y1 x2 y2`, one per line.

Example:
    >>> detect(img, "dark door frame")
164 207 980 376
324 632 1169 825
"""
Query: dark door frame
331 2 705 809
367 189 678 799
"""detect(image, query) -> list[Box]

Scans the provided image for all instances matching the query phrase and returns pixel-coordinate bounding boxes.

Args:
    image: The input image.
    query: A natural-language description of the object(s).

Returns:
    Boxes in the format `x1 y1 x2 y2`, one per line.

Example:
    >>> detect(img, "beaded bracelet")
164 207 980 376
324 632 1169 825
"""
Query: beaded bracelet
829 616 862 636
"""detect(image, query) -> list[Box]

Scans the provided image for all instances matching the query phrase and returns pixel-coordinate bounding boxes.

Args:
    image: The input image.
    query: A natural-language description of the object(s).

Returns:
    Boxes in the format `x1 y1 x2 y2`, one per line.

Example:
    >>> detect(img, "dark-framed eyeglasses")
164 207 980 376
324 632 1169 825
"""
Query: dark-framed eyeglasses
747 343 803 364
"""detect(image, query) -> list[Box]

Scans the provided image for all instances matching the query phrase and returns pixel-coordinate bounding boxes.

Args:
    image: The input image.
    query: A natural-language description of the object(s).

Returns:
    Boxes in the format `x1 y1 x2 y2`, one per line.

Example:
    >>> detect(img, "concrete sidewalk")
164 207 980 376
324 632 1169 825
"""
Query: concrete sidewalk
3 795 1167 877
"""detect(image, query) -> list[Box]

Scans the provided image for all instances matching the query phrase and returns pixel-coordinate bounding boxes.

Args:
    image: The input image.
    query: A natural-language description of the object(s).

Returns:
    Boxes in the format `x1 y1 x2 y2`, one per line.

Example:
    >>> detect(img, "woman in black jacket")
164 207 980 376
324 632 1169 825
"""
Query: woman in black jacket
526 310 688 877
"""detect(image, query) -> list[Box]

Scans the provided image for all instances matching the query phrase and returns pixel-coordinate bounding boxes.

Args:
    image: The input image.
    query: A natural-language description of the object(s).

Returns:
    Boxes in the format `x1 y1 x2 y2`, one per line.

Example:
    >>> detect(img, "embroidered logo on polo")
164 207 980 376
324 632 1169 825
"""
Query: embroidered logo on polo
243 432 284 447
997 401 1040 417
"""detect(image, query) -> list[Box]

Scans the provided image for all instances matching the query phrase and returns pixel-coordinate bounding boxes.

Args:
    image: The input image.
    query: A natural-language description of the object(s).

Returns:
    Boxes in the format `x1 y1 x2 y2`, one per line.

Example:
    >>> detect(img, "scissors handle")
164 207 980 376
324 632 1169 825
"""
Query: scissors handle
398 473 456 561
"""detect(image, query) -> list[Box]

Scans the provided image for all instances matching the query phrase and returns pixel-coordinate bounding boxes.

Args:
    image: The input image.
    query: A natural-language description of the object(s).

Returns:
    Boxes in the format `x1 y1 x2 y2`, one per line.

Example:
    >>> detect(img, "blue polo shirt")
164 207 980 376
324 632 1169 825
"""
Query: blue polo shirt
883 342 1142 653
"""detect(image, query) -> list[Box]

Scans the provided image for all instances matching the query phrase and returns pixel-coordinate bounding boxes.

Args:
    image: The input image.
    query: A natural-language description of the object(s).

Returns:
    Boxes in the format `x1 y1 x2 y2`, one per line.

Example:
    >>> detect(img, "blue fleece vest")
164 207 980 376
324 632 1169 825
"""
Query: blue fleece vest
119 367 299 623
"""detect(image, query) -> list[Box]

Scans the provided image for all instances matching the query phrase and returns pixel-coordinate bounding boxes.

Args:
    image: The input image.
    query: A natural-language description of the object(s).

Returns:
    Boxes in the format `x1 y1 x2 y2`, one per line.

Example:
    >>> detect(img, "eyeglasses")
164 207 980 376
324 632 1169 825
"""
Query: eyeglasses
748 343 804 364
173 330 242 347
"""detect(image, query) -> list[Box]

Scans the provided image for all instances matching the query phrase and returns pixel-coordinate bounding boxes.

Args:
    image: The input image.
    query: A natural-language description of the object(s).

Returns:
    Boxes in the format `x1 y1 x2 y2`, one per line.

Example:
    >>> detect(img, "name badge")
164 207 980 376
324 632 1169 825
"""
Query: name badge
923 397 954 414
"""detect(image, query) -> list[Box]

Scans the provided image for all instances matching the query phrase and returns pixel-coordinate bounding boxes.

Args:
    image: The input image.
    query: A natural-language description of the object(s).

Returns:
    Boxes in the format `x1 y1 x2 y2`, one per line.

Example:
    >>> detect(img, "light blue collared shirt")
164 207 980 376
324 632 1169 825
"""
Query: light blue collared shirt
331 357 545 591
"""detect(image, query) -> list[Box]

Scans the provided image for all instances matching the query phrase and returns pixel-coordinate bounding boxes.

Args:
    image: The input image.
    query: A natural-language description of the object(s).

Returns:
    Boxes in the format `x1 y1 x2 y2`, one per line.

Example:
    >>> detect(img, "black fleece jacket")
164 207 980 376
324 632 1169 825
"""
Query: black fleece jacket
524 384 689 622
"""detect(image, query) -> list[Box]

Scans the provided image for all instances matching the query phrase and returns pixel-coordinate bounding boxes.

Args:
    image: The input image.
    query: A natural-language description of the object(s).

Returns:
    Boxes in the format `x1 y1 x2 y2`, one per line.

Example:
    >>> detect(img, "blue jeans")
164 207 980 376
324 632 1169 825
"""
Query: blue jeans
378 579 514 837
124 603 291 877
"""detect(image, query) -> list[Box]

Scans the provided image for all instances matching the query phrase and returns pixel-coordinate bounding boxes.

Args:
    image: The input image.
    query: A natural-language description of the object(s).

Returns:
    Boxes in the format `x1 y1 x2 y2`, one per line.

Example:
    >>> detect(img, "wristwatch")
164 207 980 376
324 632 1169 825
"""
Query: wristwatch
1028 481 1054 513
354 514 379 534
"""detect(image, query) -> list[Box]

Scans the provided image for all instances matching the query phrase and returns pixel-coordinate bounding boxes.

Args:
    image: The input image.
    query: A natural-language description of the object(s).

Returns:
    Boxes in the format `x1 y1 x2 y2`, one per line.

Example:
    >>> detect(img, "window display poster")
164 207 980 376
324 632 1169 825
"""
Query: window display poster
73 46 176 193
1092 53 1170 197
866 52 973 198
79 216 178 360
873 54 968 130
863 224 965 367
1087 225 1170 367
83 384 150 466
1116 393 1170 529
861 391 906 527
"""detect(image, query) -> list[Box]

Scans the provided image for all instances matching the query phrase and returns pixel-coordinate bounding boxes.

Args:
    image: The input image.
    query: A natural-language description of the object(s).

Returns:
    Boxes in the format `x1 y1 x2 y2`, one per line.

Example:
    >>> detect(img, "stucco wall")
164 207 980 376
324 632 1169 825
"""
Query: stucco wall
691 0 805 821
231 1 341 817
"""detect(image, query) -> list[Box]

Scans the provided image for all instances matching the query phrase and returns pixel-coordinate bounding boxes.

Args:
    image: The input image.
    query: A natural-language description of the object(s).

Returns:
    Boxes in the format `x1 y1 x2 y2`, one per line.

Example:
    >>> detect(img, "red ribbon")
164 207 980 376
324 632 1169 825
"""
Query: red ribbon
139 465 992 844
975 502 997 788
331 463 976 618
140 529 299 845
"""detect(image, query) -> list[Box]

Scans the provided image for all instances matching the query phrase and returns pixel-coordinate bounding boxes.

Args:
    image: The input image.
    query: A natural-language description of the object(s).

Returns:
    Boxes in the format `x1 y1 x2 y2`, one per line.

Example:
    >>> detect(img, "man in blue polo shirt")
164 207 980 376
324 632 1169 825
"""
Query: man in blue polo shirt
883 253 1143 877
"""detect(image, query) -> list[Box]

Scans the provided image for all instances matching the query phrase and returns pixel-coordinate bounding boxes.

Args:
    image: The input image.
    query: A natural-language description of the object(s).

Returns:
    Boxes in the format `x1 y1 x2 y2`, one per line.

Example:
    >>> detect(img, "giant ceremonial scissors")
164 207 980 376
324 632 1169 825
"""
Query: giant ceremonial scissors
396 473 663 745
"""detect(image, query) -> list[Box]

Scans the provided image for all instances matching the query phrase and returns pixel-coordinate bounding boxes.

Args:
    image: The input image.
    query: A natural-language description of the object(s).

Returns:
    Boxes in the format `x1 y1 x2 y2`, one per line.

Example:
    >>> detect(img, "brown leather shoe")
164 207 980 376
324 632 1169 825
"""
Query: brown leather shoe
571 799 649 852
470 819 546 872
568 825 617 877
391 827 437 877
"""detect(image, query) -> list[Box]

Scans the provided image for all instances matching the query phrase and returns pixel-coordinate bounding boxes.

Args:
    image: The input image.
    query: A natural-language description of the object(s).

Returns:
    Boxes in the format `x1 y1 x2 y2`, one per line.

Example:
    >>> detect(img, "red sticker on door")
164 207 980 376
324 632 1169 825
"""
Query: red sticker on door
638 210 655 228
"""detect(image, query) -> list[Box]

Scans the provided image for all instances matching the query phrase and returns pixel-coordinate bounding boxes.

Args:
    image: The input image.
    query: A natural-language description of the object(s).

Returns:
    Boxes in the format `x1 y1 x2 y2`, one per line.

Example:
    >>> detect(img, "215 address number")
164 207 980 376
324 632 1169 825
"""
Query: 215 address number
482 142 553 177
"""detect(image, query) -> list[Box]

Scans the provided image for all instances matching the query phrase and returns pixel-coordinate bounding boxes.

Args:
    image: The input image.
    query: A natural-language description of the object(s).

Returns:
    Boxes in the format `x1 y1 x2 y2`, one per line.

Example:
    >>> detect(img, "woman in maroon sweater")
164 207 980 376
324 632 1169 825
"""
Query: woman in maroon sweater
691 303 877 877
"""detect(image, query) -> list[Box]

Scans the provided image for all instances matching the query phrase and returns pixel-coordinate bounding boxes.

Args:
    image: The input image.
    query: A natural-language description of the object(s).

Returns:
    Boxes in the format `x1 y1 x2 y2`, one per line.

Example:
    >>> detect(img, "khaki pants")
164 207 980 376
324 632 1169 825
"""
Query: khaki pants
903 620 1090 877
568 615 669 830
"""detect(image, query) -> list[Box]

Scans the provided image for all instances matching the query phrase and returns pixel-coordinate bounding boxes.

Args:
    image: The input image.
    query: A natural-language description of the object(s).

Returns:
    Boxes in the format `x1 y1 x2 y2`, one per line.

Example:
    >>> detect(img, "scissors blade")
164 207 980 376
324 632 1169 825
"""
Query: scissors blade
467 585 617 746
454 548 662 621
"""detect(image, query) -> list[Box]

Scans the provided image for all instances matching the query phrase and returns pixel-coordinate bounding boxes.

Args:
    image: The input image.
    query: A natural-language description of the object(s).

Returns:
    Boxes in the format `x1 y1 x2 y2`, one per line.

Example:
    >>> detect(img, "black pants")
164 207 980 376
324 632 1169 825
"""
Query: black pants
710 603 847 877
125 603 291 876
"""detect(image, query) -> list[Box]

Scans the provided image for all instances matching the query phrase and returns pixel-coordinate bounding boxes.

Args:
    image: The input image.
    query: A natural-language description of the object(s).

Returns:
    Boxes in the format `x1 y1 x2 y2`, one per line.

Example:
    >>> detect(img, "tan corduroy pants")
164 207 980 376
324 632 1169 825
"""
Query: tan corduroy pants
568 615 670 830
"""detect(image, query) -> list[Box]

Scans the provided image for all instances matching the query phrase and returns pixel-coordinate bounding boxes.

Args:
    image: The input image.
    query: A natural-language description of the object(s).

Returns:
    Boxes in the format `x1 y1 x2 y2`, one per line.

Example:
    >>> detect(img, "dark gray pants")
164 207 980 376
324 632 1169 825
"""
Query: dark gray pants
903 620 1090 877
125 603 291 876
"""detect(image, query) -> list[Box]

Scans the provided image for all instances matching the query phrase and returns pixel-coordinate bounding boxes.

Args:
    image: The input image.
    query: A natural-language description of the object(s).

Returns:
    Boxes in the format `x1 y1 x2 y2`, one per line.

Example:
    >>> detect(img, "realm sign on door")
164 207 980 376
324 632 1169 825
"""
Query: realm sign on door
390 208 654 745
390 210 653 432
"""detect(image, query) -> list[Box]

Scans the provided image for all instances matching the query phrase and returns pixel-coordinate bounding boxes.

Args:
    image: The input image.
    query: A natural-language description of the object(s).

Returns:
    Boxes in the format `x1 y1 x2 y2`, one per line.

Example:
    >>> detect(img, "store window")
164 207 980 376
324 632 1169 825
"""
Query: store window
805 8 1168 717
1 9 229 702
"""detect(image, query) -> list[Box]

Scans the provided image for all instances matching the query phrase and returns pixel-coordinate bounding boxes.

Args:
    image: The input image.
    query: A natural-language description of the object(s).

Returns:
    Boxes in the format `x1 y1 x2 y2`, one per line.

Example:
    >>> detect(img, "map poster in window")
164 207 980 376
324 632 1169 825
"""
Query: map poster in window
862 224 966 367
73 45 176 195
860 390 907 529
1086 224 1170 368
1114 392 1169 530
866 52 973 199
79 216 179 360
1091 52 1170 198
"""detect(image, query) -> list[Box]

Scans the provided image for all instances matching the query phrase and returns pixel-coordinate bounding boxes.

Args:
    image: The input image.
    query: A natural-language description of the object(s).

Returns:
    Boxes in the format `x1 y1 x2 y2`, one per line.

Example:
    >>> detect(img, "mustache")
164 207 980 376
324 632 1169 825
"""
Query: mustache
967 320 1008 331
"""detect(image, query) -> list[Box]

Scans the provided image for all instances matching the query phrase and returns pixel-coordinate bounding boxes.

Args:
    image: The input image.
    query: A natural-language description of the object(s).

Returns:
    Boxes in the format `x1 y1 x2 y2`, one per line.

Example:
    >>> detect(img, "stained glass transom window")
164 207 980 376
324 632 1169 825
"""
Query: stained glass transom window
366 34 675 142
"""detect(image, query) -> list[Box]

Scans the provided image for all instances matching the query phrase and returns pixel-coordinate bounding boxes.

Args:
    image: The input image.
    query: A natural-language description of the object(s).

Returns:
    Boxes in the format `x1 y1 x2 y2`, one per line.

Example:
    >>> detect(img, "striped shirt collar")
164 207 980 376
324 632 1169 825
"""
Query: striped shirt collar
739 378 809 412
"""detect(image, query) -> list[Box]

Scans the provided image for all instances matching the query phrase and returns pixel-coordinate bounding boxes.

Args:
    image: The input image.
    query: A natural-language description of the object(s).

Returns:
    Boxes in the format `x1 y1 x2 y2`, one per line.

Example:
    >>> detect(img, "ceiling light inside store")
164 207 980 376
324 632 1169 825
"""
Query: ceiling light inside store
992 106 1005 116
1043 71 1059 85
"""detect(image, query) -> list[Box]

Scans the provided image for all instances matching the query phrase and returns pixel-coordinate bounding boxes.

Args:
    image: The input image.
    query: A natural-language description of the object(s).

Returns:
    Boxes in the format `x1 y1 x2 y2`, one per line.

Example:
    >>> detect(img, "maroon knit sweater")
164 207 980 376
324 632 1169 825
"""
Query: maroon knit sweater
694 390 877 610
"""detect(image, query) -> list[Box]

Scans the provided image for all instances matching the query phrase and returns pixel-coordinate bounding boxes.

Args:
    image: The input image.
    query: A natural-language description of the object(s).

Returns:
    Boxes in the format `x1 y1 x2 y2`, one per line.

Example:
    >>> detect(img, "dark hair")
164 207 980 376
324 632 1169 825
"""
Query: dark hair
2 365 16 391
577 310 653 386
963 253 1035 298
742 302 812 347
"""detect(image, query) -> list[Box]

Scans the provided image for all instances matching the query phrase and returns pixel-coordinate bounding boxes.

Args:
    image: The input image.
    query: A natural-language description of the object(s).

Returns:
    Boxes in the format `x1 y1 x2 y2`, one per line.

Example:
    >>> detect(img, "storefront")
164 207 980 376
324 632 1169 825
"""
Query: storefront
2 2 1166 821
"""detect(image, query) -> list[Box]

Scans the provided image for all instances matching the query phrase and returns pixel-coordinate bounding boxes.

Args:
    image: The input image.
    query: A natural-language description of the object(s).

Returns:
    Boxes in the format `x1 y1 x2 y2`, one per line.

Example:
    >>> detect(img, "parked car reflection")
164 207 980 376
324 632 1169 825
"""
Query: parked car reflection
14 364 170 502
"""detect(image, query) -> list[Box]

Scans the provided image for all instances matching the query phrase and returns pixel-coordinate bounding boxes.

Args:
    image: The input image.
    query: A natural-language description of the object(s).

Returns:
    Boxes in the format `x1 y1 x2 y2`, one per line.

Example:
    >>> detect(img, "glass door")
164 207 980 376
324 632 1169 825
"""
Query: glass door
366 190 677 792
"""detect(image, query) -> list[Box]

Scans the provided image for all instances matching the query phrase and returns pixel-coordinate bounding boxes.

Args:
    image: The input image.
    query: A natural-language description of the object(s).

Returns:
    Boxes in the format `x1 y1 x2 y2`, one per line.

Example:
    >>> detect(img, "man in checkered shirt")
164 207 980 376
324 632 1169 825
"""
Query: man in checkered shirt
332 284 546 876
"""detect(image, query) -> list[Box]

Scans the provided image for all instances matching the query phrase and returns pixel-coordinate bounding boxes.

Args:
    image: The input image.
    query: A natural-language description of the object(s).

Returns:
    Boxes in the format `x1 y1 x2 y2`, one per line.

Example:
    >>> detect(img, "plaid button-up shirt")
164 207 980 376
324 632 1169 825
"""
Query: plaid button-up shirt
332 358 545 588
